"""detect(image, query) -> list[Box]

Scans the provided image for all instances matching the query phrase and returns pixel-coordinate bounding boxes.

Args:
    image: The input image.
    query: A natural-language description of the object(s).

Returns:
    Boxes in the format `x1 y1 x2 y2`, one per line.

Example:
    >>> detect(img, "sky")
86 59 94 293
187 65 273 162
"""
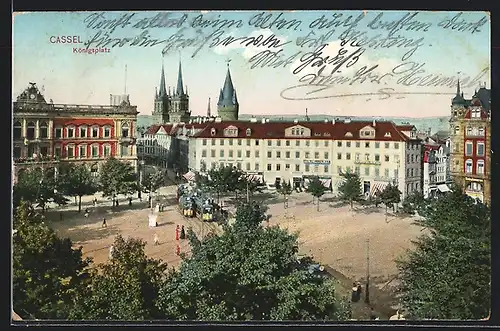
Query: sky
12 10 490 118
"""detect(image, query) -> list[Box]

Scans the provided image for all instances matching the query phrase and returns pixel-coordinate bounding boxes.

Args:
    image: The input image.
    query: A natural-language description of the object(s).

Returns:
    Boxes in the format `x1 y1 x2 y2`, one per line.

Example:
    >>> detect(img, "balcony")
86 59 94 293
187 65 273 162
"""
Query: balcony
354 160 382 166
119 136 136 145
14 155 60 165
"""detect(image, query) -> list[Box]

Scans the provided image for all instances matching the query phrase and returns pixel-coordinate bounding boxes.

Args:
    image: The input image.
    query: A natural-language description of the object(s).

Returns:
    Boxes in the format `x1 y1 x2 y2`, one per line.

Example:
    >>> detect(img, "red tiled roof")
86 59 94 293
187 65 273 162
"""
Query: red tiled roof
190 121 415 141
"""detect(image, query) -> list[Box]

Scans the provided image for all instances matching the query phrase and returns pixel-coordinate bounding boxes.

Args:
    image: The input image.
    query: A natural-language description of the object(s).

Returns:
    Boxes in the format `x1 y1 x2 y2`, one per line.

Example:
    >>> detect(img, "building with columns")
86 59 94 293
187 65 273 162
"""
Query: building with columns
12 82 139 182
449 82 491 204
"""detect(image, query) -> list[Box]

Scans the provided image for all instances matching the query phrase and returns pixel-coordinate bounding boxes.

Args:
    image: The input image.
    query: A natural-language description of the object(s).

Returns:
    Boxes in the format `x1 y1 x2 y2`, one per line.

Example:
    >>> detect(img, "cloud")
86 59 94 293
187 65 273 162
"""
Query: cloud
212 29 289 60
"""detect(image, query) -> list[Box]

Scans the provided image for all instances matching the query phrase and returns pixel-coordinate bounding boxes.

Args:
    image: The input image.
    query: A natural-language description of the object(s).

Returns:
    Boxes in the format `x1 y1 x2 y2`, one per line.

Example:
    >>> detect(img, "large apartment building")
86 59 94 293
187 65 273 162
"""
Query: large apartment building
12 83 139 182
140 118 423 199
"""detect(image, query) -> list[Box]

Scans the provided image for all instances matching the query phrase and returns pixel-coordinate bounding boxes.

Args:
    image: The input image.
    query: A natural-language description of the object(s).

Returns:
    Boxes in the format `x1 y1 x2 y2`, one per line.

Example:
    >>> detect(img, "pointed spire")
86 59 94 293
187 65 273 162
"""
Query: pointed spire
218 61 238 107
176 59 184 96
207 97 211 117
456 79 461 96
159 61 167 97
155 87 158 98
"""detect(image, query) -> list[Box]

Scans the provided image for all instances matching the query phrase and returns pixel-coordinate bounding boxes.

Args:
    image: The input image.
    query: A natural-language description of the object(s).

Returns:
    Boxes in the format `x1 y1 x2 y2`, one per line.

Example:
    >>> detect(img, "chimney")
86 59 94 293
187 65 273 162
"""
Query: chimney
332 118 336 125
293 119 298 124
373 119 376 126
345 118 351 123
261 118 266 124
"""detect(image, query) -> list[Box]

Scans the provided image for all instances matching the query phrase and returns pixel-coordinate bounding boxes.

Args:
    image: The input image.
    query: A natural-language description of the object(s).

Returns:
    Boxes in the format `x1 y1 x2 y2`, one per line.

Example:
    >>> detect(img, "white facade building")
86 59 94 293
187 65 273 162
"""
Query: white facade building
422 138 451 198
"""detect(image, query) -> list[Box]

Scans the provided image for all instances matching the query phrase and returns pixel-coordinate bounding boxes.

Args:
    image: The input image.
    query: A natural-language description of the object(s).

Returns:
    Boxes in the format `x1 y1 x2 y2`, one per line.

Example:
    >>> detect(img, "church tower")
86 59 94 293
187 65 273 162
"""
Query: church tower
217 62 239 121
449 80 467 185
169 60 191 123
152 62 170 124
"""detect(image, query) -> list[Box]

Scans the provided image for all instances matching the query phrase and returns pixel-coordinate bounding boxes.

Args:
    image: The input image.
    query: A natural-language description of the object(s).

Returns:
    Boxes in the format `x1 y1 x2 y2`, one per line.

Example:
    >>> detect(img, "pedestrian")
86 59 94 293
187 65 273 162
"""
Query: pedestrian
175 225 180 240
351 282 360 303
84 208 89 218
102 217 107 228
154 234 159 246
180 225 186 239
93 197 97 207
128 197 132 206
356 281 362 297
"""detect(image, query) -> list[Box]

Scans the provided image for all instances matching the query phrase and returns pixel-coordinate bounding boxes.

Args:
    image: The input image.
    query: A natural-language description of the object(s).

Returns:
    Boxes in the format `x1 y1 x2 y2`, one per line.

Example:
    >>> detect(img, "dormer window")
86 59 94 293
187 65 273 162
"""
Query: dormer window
210 128 216 136
292 128 296 135
345 132 353 137
314 132 321 136
324 132 331 136
246 128 251 136
384 132 391 137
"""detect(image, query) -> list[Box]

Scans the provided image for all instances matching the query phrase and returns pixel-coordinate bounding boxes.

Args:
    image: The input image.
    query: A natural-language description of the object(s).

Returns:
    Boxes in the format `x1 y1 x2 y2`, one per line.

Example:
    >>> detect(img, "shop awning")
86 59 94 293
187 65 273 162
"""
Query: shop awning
183 171 196 181
247 174 263 183
320 179 331 188
370 182 389 197
437 184 451 192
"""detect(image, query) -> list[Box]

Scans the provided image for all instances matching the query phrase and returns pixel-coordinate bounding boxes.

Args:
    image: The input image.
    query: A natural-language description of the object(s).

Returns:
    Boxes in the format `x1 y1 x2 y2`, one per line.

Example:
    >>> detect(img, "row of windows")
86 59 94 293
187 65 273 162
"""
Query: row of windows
200 149 402 163
465 159 485 175
13 121 49 139
13 121 131 139
53 144 113 158
406 168 420 178
201 138 402 149
465 141 485 157
406 154 420 164
453 125 486 136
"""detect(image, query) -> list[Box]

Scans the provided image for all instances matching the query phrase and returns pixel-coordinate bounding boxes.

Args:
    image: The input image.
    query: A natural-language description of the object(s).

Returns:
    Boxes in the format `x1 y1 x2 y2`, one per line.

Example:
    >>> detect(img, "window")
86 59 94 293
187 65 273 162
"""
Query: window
267 164 272 171
277 140 281 147
355 166 360 175
267 151 272 158
337 153 342 160
385 155 389 162
394 143 399 149
14 121 22 139
246 139 251 146
27 122 35 139
104 126 111 138
356 142 360 148
305 152 310 158
211 150 216 157
375 154 380 161
364 167 369 175
219 139 224 146
305 164 310 172
337 166 342 174
365 142 370 148
346 141 351 147
315 140 319 147
220 150 224 157
103 144 111 157
79 144 87 158
255 140 259 146
324 152 329 159
202 139 207 146
237 150 242 158
394 169 399 178
295 164 300 171
229 139 233 146
255 151 260 157
67 144 75 158
91 126 99 138
305 140 310 147
385 168 389 177
92 144 99 157
411 155 414 163
121 145 129 156
255 163 260 171
394 155 399 163
285 163 290 170
479 127 485 136
477 142 485 156
246 162 251 171
346 153 351 160
465 159 473 174
355 153 360 161
229 150 233 158
375 142 380 148
314 152 320 159
211 139 216 146
13 146 21 158
202 150 207 157
285 151 290 158
465 141 473 156
80 126 87 138
477 160 485 175
276 151 281 158
384 142 390 149
121 123 129 137
365 153 370 161
54 145 61 157
39 122 48 138
375 168 380 177
467 126 472 136
246 150 251 157
267 140 272 146
337 141 342 147
246 128 251 136
322 165 328 173
295 151 300 158
237 162 241 169
285 140 290 146
324 141 329 147
410 169 414 177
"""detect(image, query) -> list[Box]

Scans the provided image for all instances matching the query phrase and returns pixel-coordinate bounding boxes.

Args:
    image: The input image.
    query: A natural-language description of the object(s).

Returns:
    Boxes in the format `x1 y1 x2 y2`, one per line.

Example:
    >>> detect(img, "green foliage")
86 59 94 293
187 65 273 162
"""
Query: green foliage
13 168 68 211
306 177 327 211
99 157 137 198
69 235 170 320
142 169 164 193
205 165 245 201
156 202 348 321
396 190 491 320
13 201 90 319
401 191 426 215
337 172 363 209
278 180 293 208
59 164 98 212
379 184 401 212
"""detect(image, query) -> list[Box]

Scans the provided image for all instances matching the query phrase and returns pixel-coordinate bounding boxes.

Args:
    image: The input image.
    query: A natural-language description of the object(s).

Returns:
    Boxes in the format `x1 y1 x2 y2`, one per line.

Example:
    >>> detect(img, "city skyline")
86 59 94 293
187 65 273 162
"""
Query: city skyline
13 10 490 118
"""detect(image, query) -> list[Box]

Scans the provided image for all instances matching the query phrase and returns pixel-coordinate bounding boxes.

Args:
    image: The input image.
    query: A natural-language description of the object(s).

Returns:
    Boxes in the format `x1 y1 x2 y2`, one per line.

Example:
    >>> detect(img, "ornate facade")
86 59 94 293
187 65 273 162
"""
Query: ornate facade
449 82 491 205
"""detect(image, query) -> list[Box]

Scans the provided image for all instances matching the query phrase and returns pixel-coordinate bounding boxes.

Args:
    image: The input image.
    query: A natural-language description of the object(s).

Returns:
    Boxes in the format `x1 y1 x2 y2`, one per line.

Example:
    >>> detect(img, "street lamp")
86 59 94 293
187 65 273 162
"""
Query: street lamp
138 159 145 199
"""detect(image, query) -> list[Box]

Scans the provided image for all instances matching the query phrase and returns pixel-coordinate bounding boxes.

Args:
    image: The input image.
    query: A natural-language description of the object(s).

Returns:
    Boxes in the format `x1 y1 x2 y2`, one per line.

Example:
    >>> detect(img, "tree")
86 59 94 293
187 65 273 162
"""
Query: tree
396 190 491 320
13 201 91 319
205 166 244 203
99 157 138 206
155 202 349 321
401 191 426 215
13 168 68 212
59 165 98 212
306 177 326 211
69 235 170 320
379 184 401 222
277 180 293 209
337 172 363 210
142 169 164 193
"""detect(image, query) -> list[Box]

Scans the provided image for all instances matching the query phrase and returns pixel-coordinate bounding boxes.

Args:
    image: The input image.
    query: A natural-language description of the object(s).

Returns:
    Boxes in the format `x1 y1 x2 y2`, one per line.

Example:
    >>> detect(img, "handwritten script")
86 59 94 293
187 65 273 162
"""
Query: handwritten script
78 11 490 100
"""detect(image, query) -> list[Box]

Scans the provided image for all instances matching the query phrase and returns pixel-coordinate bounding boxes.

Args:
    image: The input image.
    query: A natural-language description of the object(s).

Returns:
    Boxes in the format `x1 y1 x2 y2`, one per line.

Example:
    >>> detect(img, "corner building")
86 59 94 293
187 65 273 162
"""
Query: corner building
12 83 139 182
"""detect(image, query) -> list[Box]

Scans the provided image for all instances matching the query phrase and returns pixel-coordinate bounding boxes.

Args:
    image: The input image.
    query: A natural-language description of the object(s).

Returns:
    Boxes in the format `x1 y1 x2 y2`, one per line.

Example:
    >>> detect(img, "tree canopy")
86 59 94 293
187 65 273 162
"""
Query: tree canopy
13 201 90 319
277 180 293 208
379 184 401 216
396 189 491 320
99 157 137 200
59 164 98 212
306 177 327 211
202 166 244 202
156 201 349 321
142 169 164 194
337 172 363 209
69 235 170 320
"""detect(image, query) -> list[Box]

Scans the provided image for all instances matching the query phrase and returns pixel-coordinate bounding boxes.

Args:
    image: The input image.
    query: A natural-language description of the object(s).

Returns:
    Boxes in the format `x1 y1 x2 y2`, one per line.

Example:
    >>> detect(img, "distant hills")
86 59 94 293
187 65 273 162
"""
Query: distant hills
136 114 450 135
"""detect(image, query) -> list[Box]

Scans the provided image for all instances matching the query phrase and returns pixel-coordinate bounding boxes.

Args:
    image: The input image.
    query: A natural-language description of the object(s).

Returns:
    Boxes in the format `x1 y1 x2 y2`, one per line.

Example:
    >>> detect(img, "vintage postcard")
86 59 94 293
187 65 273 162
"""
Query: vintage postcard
12 10 490 322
